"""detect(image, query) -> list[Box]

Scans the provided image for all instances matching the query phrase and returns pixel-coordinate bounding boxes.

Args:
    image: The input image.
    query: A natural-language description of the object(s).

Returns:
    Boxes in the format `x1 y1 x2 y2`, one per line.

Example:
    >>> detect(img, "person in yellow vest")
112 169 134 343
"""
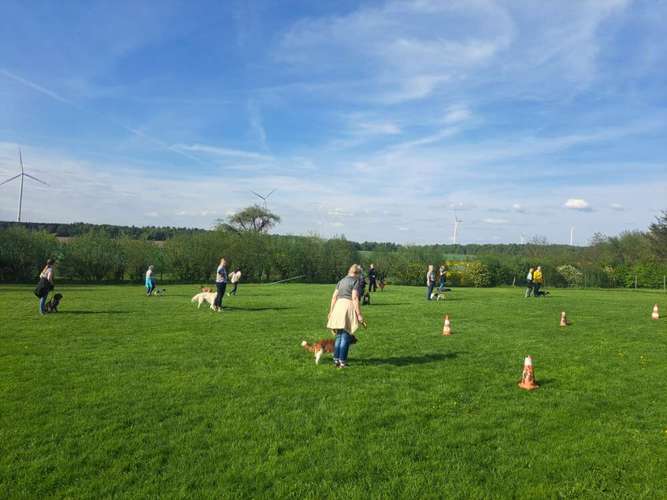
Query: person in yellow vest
532 266 544 297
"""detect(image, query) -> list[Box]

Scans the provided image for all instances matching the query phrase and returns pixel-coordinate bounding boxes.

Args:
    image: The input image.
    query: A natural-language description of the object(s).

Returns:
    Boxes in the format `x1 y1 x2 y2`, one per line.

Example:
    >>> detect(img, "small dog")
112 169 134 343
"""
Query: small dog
153 288 167 296
362 292 371 305
191 292 217 310
378 280 386 292
301 335 358 364
45 293 63 313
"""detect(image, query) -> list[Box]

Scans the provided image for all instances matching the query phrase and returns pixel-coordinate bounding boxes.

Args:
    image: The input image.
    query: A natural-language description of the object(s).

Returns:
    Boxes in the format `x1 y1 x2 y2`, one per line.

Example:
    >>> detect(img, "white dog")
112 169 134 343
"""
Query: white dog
191 292 217 310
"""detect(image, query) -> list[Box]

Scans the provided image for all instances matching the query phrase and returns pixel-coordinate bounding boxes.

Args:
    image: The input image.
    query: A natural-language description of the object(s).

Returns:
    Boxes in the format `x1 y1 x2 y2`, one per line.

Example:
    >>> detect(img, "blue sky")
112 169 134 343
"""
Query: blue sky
0 0 665 244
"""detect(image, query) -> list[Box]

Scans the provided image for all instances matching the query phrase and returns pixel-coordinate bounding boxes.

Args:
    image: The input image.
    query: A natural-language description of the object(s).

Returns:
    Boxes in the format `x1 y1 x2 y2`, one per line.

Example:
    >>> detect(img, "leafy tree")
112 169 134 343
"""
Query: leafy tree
648 210 667 260
557 264 583 287
218 205 281 234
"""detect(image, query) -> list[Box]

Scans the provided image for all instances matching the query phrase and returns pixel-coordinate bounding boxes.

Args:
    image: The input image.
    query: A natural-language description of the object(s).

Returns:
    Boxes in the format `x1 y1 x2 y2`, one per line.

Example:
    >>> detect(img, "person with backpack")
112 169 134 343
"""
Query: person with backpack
35 259 55 315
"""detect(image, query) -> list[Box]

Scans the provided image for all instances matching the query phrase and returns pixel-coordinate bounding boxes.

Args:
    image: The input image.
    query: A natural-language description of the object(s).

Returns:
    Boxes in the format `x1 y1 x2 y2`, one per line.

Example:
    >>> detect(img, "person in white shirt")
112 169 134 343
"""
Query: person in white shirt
525 267 534 297
229 268 242 296
145 265 156 296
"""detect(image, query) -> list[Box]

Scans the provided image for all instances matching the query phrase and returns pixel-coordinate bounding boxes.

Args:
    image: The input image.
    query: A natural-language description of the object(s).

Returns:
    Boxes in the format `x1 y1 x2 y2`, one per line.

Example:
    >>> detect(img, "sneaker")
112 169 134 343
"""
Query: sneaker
338 362 348 369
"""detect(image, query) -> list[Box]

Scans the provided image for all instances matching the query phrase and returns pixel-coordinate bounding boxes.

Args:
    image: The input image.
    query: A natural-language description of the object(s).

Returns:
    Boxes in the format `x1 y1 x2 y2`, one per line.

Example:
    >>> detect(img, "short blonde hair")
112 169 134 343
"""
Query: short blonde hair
348 264 361 276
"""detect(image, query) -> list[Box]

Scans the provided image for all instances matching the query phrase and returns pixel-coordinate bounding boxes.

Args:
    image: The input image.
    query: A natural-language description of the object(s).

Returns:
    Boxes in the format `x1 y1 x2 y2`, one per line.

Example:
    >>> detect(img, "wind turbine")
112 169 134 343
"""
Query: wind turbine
452 211 463 244
520 233 526 245
569 226 575 246
0 149 48 222
251 188 276 209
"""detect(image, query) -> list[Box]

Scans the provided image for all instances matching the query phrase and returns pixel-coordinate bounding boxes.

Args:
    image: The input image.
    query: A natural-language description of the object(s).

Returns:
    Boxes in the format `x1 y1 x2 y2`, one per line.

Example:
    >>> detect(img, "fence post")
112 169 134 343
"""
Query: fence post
634 275 638 290
512 276 516 287
663 275 666 292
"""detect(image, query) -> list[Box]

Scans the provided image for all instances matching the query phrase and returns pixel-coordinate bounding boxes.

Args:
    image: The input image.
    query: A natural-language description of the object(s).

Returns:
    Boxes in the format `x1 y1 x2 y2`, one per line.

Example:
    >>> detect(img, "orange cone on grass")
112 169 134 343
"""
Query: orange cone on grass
518 356 539 390
652 304 659 320
442 314 452 336
560 311 569 327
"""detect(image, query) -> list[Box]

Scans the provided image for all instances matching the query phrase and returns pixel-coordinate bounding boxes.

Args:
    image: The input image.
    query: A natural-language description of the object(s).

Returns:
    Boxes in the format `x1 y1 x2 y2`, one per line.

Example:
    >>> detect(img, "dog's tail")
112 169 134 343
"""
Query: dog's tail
301 340 318 353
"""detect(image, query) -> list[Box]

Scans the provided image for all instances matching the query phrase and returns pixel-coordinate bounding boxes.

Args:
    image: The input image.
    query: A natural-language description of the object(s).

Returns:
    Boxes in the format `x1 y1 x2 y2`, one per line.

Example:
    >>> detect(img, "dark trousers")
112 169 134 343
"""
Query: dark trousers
231 282 239 295
214 282 227 308
533 283 542 297
369 278 377 292
427 283 435 300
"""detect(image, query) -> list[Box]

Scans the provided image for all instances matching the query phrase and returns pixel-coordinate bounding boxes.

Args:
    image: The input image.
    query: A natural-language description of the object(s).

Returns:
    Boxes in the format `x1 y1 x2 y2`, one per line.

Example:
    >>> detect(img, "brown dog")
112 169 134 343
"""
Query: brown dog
301 335 358 364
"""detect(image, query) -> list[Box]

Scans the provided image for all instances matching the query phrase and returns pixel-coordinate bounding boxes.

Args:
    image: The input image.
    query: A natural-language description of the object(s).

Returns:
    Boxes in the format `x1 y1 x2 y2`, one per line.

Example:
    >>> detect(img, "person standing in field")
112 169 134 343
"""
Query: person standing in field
145 265 156 296
35 259 55 315
532 266 544 297
368 264 377 292
438 264 447 291
426 264 436 300
326 264 365 368
525 267 534 297
229 268 242 296
214 258 228 312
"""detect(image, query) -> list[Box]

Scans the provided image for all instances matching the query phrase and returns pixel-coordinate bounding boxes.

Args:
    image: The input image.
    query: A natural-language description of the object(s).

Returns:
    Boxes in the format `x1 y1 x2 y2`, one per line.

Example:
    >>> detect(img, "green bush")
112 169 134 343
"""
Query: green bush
0 227 59 281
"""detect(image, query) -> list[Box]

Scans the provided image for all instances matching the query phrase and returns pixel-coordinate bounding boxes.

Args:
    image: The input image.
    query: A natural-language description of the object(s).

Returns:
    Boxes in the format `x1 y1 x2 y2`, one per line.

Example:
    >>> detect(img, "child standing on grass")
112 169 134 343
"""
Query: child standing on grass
326 264 365 368
214 258 228 312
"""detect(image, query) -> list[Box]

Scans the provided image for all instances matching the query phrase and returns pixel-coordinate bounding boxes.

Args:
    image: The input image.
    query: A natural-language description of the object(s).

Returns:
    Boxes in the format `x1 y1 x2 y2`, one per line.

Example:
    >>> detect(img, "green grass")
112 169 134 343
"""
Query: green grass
1 283 666 498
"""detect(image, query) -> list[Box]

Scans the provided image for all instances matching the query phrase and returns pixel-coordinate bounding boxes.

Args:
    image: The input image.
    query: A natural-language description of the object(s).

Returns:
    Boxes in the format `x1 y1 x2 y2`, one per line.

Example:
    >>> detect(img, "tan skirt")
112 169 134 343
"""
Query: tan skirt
326 298 359 334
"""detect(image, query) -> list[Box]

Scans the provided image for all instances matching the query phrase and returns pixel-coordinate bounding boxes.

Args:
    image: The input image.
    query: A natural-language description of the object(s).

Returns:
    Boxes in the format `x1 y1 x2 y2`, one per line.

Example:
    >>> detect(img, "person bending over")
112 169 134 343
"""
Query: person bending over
532 266 544 297
36 259 55 315
326 264 365 368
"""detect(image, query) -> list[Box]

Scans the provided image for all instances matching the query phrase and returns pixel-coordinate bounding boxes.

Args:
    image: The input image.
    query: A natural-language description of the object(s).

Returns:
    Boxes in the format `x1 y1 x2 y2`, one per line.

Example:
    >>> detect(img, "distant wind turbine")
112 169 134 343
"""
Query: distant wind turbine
569 226 575 246
0 149 48 222
251 188 276 209
452 211 463 244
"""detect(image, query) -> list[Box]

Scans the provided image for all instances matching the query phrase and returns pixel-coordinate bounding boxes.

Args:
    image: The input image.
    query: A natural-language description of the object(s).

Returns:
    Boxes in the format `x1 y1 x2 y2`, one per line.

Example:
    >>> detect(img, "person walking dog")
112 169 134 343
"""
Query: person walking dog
368 264 378 292
426 264 436 300
213 258 228 312
229 268 242 296
525 267 534 297
326 264 365 368
35 259 55 315
145 265 156 296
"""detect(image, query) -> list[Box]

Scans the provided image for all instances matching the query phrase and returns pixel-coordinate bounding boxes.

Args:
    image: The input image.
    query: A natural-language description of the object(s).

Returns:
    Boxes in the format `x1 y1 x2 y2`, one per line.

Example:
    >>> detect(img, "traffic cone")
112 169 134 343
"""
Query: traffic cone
652 304 659 320
518 356 539 390
442 314 452 336
560 311 569 327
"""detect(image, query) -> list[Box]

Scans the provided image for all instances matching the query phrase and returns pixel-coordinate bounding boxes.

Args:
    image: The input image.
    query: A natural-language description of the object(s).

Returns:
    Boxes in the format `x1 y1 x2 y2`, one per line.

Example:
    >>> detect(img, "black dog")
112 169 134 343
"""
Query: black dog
45 293 63 313
362 292 371 305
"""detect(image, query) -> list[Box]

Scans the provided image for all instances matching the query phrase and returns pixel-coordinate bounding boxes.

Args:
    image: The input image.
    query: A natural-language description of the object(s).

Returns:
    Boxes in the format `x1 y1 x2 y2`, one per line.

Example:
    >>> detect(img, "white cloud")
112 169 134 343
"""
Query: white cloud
483 218 510 224
610 203 624 211
171 143 272 161
564 198 592 211
512 203 526 213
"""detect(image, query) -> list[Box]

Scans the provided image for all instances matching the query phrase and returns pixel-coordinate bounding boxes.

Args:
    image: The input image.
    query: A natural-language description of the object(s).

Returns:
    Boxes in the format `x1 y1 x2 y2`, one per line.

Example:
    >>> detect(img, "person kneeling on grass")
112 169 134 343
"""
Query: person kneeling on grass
326 264 365 369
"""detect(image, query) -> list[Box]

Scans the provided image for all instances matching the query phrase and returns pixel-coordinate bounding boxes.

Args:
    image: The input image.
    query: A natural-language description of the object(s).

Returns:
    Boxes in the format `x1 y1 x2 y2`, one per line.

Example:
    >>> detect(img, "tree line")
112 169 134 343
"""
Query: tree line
0 210 665 289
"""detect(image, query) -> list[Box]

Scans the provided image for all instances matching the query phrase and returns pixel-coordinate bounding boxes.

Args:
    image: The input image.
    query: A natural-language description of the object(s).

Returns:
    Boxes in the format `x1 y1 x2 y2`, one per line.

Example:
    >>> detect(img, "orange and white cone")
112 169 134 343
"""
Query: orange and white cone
518 356 539 390
560 311 568 327
652 304 659 320
442 314 452 336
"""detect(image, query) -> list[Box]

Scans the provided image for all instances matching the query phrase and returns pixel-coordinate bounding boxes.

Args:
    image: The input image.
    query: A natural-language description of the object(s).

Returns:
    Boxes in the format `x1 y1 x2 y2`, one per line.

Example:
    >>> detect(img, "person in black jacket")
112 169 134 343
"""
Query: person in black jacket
368 264 378 292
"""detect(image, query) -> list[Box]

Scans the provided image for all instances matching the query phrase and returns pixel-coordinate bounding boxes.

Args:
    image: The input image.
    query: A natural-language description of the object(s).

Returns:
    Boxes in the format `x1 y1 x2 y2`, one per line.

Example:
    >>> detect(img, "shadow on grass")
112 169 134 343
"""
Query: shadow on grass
223 306 296 312
359 352 459 366
58 310 131 315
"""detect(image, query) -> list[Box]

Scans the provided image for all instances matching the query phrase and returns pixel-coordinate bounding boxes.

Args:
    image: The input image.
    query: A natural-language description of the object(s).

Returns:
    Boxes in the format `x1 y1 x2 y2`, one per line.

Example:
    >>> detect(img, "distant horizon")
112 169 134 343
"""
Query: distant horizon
1 1 665 245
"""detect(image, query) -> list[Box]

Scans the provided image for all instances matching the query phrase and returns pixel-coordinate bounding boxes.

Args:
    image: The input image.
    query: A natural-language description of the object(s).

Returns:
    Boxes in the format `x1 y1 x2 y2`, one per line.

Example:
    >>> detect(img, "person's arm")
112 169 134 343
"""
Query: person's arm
328 289 339 318
352 288 364 323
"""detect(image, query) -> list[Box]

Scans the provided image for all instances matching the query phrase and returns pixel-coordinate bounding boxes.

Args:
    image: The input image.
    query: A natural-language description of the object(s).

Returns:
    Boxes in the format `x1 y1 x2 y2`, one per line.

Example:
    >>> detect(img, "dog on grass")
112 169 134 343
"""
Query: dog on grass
301 335 358 364
45 293 63 313
362 292 371 305
378 280 386 292
191 291 217 310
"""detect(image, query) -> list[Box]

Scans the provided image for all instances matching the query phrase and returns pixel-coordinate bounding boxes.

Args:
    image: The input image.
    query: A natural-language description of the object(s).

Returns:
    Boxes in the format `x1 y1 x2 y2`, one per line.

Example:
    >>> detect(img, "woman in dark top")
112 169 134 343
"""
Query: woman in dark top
36 259 55 315
326 264 365 368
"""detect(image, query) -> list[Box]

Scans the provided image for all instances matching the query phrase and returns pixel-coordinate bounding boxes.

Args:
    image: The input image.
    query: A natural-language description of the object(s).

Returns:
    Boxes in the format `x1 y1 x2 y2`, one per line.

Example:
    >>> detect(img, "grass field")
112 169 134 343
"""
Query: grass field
1 283 666 498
